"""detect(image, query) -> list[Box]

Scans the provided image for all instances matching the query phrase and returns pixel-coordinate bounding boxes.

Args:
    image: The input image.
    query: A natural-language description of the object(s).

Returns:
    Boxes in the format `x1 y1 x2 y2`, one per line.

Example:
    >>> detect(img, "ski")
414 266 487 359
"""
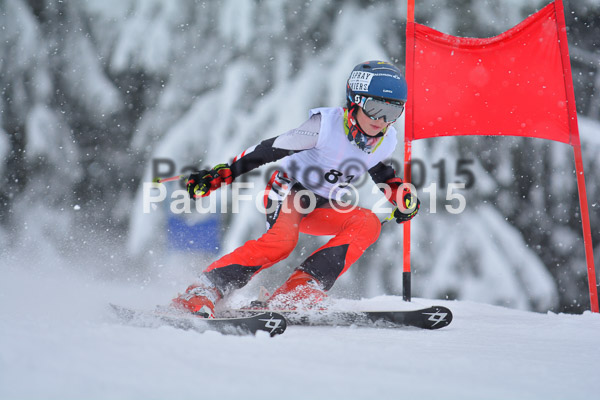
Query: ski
221 305 452 330
110 304 287 337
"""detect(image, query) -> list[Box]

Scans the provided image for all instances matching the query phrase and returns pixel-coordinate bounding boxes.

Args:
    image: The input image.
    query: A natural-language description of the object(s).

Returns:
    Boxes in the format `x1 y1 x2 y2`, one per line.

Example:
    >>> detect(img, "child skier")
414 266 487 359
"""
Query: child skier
172 60 420 317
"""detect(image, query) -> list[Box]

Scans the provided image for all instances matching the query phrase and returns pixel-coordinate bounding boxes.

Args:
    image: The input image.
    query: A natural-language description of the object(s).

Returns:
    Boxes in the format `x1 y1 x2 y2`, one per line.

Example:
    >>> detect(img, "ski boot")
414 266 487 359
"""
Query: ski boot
266 270 327 310
171 275 222 318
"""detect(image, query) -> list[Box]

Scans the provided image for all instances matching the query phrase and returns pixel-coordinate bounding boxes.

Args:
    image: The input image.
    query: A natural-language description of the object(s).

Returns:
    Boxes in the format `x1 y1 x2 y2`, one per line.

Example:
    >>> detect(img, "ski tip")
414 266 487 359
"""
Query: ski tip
253 312 288 337
421 305 453 329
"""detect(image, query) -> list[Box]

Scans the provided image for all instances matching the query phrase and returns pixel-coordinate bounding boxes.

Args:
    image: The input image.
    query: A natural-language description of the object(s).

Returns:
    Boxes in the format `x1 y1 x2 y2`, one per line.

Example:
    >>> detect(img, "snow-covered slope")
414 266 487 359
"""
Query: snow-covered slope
1 266 598 400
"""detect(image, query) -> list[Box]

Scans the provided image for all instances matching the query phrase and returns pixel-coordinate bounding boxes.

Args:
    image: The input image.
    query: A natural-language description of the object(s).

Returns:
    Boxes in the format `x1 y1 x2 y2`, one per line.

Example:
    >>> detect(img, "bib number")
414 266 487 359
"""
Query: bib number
324 169 355 187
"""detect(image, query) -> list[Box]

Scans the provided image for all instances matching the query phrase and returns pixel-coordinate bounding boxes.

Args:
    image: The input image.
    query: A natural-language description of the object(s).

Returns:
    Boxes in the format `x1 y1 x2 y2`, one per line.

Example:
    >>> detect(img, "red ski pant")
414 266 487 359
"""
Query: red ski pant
203 185 381 294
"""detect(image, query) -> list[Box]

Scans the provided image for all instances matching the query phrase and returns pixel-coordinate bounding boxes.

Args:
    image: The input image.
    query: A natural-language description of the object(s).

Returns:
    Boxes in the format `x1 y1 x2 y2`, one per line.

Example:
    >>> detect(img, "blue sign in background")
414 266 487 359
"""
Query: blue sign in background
167 215 221 253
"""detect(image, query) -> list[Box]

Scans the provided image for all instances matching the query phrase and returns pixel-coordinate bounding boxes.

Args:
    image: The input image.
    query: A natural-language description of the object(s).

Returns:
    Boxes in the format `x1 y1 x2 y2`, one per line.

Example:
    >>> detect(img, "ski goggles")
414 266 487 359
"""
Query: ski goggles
358 96 405 123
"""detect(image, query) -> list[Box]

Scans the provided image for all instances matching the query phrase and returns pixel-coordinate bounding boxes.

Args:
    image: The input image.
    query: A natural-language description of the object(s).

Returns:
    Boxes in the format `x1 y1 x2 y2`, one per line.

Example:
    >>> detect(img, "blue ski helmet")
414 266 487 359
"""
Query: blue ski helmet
345 61 407 153
346 61 407 107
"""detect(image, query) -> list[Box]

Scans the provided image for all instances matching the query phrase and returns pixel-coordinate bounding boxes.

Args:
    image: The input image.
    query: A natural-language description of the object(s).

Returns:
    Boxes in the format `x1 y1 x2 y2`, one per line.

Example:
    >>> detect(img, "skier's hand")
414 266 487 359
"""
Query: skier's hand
187 170 212 199
393 191 420 223
186 164 234 199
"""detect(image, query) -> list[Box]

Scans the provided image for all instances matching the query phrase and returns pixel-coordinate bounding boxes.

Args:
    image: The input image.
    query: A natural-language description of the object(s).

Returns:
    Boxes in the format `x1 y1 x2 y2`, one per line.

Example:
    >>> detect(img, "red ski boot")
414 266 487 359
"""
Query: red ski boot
171 277 222 318
267 270 327 310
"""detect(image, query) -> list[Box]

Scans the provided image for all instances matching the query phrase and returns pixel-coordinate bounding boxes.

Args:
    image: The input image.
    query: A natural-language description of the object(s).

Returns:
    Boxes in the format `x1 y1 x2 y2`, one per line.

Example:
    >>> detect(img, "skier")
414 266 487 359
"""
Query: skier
172 60 420 317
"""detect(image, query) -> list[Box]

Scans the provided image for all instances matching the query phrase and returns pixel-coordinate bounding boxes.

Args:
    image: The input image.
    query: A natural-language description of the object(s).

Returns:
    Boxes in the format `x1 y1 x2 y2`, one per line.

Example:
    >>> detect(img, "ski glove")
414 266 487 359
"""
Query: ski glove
378 176 420 223
393 191 420 223
187 163 233 199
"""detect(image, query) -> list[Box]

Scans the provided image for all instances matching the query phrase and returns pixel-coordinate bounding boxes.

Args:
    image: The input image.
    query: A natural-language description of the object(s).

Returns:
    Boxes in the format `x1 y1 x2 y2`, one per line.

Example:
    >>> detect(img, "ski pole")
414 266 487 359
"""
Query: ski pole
152 173 210 197
381 214 395 225
153 174 186 184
